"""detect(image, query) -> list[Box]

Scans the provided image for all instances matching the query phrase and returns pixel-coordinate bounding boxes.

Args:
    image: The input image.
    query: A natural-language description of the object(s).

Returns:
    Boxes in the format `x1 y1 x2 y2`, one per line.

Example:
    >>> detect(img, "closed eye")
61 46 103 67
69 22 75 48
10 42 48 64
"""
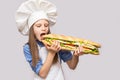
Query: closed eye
44 24 49 27
36 24 41 27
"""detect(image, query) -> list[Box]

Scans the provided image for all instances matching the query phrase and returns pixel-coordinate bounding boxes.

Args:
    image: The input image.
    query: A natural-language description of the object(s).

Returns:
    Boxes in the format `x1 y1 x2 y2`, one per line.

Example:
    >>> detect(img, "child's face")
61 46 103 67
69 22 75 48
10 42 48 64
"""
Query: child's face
33 19 49 41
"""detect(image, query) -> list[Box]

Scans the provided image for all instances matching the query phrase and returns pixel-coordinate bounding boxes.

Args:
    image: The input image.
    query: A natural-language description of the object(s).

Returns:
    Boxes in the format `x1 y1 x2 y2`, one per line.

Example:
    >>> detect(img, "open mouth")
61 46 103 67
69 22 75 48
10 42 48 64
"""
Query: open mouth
40 33 46 40
40 33 46 38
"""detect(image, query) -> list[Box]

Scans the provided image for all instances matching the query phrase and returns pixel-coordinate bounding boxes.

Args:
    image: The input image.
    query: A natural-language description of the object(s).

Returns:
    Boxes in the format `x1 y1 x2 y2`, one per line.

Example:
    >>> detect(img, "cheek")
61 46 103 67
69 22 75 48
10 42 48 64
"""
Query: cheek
33 29 38 35
33 29 40 37
46 27 50 33
33 27 40 33
34 32 41 40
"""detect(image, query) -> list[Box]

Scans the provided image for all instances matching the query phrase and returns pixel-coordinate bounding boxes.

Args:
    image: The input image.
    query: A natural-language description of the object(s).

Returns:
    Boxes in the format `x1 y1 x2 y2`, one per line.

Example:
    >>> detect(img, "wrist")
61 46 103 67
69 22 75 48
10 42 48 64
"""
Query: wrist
48 51 56 56
73 54 79 58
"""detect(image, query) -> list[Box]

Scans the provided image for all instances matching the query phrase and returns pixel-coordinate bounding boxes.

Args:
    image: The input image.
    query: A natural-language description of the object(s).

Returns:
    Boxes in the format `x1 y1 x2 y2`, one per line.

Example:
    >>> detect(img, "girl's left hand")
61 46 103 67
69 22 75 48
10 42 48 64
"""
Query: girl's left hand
73 46 84 56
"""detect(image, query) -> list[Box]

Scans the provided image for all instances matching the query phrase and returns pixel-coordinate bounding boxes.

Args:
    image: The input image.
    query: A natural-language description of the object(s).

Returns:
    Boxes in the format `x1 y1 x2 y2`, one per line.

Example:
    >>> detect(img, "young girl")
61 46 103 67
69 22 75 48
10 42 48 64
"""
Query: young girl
15 0 84 80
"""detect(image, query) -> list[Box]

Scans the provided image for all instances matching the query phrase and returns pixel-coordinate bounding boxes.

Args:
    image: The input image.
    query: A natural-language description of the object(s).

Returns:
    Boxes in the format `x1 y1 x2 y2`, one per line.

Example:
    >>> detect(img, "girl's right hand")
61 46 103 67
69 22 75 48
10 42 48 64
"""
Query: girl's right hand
44 40 61 54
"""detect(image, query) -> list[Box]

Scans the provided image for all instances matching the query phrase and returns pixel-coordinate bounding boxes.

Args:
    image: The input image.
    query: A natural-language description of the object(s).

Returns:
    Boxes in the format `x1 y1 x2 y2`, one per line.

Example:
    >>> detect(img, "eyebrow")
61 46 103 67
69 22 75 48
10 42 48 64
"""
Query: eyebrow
35 22 49 26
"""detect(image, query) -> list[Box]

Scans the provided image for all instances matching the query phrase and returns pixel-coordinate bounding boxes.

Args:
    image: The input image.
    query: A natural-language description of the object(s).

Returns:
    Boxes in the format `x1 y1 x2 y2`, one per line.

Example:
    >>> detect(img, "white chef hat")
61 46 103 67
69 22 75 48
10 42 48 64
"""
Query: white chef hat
15 0 57 36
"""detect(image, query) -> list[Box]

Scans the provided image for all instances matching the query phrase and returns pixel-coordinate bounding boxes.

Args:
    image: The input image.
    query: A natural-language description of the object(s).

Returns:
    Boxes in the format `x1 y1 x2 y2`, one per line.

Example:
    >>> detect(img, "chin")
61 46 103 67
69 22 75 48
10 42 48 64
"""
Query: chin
36 37 42 41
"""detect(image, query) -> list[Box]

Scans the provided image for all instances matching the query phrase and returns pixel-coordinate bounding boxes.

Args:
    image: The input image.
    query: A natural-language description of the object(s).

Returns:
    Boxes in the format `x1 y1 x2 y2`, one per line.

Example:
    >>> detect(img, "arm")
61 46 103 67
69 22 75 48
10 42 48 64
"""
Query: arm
23 42 61 79
23 44 42 75
38 51 55 78
24 44 55 78
66 46 84 70
23 44 54 78
39 41 61 78
66 55 79 70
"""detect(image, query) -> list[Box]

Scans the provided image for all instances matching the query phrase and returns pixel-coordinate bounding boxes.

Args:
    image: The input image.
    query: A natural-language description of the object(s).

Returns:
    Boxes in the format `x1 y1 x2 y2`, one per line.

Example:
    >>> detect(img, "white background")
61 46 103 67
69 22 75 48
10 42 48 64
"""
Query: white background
0 0 120 80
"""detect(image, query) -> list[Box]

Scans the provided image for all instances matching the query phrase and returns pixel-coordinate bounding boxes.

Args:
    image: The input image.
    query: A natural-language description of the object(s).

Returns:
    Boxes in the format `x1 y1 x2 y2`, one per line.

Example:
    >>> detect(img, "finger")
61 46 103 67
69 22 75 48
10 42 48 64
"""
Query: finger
57 46 61 52
55 41 60 49
79 52 84 56
57 41 61 47
58 44 61 51
75 46 83 56
44 43 50 49
55 41 59 47
75 47 80 53
77 47 80 53
55 41 60 51
54 40 58 48
79 45 83 53
74 50 79 56
51 41 56 48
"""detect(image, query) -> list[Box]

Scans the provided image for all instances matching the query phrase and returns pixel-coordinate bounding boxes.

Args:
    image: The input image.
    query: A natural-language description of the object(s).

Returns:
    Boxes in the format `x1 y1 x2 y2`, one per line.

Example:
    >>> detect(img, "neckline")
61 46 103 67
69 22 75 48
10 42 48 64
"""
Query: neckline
36 40 44 47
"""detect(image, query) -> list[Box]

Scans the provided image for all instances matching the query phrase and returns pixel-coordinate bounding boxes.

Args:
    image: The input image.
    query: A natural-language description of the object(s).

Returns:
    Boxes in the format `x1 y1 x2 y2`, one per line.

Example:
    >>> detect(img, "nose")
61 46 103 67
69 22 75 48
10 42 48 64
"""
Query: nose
41 26 46 30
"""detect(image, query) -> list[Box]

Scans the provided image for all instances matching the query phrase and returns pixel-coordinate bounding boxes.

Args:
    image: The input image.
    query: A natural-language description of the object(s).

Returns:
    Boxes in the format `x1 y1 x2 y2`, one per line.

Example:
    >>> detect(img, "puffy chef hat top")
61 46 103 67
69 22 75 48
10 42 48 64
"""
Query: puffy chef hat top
15 0 57 36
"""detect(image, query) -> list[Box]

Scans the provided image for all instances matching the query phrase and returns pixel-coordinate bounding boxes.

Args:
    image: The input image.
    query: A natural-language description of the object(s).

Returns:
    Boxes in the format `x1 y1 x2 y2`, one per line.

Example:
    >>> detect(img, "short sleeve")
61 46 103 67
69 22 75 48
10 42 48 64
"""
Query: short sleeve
59 50 72 62
23 44 43 75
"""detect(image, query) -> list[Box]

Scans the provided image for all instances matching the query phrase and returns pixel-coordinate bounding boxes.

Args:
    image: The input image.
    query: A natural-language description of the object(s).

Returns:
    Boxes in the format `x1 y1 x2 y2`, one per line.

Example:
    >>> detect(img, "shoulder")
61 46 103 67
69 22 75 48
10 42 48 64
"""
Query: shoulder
59 50 71 54
23 43 32 61
59 50 72 62
23 43 29 49
23 43 30 53
59 50 72 57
